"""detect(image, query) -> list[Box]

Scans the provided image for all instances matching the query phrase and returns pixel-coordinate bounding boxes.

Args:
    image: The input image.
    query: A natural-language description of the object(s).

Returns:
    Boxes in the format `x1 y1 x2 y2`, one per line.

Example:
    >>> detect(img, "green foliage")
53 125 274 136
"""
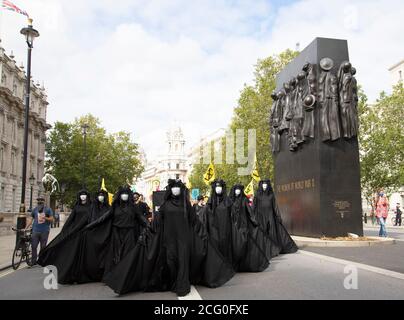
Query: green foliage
189 49 299 193
359 83 404 204
45 114 144 206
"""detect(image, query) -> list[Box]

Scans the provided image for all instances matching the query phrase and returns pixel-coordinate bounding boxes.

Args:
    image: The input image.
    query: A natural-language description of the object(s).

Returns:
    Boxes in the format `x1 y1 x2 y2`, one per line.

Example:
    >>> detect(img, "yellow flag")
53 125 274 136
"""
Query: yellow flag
203 162 216 185
251 154 261 182
101 178 107 191
244 178 255 196
101 178 113 205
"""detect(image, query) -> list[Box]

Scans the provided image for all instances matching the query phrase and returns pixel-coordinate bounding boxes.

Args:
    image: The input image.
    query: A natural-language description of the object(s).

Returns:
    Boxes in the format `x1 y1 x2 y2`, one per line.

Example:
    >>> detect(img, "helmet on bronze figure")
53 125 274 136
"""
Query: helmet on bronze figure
289 77 297 88
302 62 311 72
277 90 285 99
319 57 334 71
297 71 306 81
351 67 356 75
342 61 352 72
271 91 278 100
303 94 316 111
283 82 291 92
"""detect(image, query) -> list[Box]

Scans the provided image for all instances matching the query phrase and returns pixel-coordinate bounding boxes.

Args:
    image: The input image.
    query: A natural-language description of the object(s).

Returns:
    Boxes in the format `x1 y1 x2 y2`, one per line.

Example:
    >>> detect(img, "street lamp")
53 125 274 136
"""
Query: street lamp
29 174 35 212
17 19 39 230
81 124 89 189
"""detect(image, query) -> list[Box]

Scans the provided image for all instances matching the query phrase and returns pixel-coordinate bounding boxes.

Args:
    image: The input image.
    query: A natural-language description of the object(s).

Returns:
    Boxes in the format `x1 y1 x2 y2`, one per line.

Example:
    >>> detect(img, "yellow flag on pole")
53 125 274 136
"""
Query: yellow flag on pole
101 178 113 205
203 162 216 185
251 154 261 182
101 178 107 191
244 178 255 196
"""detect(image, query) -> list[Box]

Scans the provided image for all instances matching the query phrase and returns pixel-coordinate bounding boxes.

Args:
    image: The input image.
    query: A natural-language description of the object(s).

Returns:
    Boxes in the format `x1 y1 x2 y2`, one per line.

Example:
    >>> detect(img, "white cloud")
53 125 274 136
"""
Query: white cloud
0 0 403 161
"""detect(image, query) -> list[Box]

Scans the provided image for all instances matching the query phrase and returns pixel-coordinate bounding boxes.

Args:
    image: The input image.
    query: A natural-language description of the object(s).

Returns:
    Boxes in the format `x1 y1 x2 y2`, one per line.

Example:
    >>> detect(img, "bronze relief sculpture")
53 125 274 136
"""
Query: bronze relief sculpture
270 57 358 153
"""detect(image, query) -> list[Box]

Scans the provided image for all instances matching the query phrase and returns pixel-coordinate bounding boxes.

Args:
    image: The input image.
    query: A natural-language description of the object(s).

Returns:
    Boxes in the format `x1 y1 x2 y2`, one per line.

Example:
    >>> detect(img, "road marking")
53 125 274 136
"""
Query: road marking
178 285 203 300
299 250 404 280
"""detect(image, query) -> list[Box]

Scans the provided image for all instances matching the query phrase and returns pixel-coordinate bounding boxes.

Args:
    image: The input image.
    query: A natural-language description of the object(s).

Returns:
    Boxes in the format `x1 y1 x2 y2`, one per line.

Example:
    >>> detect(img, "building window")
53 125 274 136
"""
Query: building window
13 79 18 95
176 163 180 169
1 71 6 86
11 151 16 175
37 160 42 181
0 185 5 211
12 122 16 143
0 145 4 171
12 188 16 212
399 70 403 81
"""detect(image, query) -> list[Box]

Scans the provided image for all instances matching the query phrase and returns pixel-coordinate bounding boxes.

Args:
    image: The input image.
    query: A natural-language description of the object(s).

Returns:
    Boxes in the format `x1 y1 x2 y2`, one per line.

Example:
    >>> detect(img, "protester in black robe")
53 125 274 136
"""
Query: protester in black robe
37 189 92 283
254 179 298 257
75 189 112 282
89 190 110 222
206 179 233 265
103 180 235 296
100 185 149 275
229 184 269 272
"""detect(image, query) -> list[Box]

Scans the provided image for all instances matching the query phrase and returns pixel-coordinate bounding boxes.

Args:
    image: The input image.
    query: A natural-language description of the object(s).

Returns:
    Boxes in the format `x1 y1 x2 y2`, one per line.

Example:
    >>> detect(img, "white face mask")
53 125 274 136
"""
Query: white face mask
121 194 129 202
98 195 105 203
235 189 241 196
80 194 87 201
215 186 223 195
171 187 181 196
262 184 268 191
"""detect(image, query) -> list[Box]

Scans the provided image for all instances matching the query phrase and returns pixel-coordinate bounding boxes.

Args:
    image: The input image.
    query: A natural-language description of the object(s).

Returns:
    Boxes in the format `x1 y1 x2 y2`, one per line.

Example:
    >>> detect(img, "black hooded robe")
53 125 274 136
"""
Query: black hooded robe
102 187 149 277
230 185 270 272
103 180 235 296
37 190 92 284
206 180 234 266
254 180 298 257
75 190 112 282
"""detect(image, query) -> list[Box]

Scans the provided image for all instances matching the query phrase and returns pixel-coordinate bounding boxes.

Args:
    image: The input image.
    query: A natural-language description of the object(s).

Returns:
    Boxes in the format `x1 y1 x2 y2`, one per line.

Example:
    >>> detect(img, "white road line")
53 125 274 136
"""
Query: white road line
178 285 203 300
299 250 404 280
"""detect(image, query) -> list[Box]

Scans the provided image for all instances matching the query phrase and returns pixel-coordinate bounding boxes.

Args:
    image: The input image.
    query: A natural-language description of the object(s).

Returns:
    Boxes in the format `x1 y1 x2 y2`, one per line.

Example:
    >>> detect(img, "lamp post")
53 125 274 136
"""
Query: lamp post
17 19 40 231
29 174 35 212
81 124 89 189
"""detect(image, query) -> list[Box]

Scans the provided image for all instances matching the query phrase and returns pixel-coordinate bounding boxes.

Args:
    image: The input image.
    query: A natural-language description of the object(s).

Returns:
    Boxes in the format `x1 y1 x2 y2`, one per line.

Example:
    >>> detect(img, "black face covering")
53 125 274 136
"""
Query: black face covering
37 203 44 213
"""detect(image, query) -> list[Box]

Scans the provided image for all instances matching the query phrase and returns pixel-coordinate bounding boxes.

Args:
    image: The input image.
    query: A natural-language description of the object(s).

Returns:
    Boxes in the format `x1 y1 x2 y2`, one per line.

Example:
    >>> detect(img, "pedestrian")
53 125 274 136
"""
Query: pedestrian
193 195 206 225
53 206 60 228
134 192 152 221
375 191 389 237
394 203 402 226
25 196 54 266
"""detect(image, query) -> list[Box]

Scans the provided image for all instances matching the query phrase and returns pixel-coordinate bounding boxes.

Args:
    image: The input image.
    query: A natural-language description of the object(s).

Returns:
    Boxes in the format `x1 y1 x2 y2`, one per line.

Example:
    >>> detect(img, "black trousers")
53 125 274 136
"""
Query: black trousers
395 215 402 226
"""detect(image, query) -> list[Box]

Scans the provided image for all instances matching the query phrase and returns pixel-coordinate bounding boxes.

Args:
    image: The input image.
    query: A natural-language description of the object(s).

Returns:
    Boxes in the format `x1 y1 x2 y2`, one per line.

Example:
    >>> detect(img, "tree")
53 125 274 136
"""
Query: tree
189 49 299 193
45 114 144 206
359 83 404 207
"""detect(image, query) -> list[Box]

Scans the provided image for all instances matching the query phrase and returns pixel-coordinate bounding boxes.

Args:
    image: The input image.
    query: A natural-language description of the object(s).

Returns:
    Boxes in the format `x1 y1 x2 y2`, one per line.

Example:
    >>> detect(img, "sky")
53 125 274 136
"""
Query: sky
0 0 403 161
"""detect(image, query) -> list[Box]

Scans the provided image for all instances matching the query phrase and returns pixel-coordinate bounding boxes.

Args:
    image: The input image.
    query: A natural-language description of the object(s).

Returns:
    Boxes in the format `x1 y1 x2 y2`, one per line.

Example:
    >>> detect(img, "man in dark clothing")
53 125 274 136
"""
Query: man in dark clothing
395 204 402 226
25 196 54 265
193 195 206 224
134 192 152 221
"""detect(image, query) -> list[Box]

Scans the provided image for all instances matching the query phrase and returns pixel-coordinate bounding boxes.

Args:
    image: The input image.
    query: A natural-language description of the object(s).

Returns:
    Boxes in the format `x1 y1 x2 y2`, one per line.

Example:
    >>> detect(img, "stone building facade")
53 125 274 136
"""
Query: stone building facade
0 41 51 213
135 127 188 203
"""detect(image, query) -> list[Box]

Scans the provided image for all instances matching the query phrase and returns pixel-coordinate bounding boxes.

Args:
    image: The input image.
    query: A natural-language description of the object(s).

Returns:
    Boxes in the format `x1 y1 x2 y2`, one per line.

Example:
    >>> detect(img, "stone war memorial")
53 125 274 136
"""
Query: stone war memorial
271 37 363 238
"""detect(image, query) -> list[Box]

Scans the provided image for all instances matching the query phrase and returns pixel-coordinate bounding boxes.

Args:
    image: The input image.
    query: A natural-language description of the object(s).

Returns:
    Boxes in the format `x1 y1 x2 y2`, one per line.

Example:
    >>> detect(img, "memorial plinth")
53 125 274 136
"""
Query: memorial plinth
272 38 363 237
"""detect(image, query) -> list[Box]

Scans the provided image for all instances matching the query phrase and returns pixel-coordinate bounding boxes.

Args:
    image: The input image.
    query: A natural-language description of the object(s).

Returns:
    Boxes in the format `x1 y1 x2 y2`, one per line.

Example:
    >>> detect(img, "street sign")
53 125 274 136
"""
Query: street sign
191 189 200 200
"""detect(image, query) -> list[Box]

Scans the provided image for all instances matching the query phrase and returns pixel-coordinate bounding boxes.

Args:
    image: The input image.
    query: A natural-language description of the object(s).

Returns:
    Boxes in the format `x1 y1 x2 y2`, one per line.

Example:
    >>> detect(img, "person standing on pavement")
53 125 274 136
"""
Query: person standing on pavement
193 195 206 225
375 191 389 237
53 206 60 228
25 196 54 265
394 203 402 226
